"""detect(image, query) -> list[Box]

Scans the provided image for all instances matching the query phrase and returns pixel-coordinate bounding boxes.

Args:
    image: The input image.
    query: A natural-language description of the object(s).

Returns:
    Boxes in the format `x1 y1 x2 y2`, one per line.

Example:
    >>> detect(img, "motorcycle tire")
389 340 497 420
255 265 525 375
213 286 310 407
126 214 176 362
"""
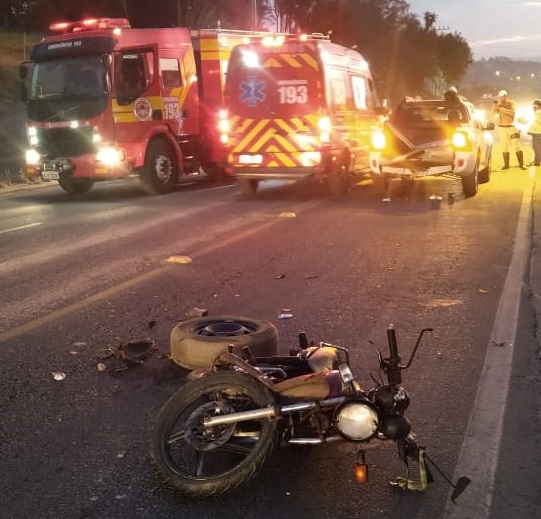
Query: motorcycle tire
170 315 278 370
149 371 279 498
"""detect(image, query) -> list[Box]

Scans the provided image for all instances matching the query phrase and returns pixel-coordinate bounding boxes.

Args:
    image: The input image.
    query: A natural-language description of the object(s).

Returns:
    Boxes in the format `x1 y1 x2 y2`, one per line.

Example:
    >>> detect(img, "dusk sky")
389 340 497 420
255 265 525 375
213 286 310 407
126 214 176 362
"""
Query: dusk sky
408 0 541 60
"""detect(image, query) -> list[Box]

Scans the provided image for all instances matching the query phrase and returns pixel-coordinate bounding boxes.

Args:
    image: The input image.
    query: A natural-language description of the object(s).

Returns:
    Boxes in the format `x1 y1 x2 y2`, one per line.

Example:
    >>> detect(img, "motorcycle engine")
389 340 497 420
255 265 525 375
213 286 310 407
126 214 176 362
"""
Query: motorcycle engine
334 401 379 441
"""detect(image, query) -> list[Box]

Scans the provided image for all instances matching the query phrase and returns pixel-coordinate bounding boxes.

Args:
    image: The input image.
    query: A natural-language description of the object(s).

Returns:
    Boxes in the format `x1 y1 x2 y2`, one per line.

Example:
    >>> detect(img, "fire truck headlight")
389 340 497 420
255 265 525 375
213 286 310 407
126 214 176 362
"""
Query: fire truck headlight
96 146 125 165
371 130 387 150
300 152 322 167
26 148 41 165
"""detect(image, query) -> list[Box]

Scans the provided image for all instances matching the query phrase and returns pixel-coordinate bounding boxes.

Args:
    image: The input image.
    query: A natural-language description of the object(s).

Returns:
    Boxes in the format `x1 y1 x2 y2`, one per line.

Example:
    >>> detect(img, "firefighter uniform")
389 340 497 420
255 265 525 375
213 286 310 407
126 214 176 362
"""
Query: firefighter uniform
491 89 524 170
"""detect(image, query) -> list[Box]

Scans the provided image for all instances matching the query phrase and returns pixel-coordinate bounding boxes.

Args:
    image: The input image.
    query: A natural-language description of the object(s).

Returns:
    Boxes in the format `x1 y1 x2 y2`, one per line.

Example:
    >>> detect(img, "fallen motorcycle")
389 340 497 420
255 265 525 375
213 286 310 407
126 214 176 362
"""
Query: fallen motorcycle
149 322 470 500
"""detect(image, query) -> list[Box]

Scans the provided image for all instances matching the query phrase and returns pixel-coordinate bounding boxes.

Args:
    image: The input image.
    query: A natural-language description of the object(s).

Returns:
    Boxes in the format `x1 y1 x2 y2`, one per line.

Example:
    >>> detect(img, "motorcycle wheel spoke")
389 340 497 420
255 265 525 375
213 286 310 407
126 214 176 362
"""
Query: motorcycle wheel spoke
167 429 186 445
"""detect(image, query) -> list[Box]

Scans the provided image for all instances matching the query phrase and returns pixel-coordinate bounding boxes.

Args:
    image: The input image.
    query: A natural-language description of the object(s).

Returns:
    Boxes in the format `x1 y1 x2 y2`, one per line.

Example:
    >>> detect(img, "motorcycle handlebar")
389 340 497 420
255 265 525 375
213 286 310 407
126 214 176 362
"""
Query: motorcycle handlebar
382 325 433 386
386 325 399 359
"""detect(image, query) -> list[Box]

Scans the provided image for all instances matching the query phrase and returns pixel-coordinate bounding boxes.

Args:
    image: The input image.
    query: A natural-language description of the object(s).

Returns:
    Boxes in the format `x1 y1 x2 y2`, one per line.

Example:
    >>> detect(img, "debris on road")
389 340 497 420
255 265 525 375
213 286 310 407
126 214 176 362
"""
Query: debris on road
185 307 209 319
167 255 193 264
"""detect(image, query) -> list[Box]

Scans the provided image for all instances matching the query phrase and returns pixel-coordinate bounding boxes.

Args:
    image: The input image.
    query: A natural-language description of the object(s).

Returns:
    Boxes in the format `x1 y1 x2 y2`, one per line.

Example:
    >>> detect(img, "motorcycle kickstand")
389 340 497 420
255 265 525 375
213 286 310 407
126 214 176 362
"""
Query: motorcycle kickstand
423 451 471 503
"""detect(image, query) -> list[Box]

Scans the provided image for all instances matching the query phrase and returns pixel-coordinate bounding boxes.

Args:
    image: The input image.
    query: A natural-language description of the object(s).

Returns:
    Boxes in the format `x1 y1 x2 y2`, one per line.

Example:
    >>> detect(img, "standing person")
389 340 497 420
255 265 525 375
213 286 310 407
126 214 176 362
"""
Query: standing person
527 99 541 166
491 89 525 170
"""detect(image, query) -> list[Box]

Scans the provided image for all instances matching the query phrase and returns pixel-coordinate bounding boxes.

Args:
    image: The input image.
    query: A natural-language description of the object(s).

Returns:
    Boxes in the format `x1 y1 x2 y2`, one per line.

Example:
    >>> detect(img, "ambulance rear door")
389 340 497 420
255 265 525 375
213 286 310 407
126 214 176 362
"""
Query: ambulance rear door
225 40 326 173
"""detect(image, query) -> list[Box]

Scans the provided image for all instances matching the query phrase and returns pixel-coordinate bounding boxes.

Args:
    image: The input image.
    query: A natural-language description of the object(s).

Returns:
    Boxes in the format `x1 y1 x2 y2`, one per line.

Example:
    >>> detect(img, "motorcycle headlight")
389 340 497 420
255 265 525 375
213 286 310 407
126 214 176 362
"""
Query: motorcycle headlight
335 401 379 441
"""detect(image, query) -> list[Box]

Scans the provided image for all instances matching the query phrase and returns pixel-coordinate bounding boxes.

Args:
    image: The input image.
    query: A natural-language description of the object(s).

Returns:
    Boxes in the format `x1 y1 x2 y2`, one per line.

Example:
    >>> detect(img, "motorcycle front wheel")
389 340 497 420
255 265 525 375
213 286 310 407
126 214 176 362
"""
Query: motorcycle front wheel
149 371 279 497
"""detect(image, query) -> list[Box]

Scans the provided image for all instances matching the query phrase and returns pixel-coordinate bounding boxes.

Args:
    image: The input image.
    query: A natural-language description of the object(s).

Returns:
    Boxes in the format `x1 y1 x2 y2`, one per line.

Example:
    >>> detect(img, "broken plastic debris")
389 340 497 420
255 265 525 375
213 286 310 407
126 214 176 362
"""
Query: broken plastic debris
278 313 293 319
116 451 127 459
382 197 391 202
116 339 155 363
279 212 297 218
275 274 286 279
478 288 489 294
428 195 442 201
185 307 209 319
167 255 193 264
52 371 66 381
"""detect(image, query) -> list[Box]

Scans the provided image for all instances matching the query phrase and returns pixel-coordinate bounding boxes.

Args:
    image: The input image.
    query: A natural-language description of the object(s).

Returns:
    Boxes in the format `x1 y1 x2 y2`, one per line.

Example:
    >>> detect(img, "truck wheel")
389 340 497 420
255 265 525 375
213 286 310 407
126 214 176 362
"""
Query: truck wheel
327 163 349 196
478 155 491 184
462 161 479 197
170 315 278 370
58 177 94 194
238 178 259 195
141 139 178 195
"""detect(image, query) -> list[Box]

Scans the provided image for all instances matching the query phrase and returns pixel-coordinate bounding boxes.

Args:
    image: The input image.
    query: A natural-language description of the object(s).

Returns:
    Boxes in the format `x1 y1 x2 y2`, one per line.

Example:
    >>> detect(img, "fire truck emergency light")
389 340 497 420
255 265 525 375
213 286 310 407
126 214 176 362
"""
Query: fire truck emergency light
49 18 131 33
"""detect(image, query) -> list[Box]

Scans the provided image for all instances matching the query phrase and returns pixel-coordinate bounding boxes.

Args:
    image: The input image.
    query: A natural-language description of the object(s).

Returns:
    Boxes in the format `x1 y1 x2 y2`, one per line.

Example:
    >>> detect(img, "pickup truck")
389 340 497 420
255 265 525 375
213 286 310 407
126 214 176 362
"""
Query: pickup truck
369 97 495 198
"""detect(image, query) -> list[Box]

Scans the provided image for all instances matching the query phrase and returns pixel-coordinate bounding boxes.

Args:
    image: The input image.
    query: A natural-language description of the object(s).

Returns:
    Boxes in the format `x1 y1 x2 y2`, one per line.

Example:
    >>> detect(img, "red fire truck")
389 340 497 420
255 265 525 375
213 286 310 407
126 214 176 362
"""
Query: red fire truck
19 18 274 195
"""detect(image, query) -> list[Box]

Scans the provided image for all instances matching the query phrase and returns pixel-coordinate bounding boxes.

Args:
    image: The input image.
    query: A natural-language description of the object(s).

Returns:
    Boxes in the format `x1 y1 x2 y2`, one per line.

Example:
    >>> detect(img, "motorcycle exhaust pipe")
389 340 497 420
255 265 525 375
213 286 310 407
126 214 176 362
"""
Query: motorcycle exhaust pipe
287 436 343 445
204 397 346 427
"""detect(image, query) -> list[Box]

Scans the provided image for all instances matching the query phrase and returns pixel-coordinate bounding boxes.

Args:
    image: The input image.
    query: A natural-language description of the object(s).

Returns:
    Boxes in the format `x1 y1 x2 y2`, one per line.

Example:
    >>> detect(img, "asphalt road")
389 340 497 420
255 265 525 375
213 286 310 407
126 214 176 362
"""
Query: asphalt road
0 157 540 519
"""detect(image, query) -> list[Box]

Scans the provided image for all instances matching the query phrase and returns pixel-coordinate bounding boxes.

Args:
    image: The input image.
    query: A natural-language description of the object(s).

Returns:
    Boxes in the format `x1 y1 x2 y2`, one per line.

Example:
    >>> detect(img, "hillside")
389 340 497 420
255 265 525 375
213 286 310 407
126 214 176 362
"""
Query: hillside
0 32 42 184
460 57 541 104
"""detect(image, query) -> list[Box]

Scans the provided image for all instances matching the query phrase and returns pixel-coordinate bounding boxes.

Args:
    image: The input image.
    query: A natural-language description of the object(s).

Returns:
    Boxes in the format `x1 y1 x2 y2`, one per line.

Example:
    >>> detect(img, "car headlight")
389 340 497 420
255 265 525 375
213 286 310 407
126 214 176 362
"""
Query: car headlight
371 129 387 150
452 131 470 150
96 146 125 165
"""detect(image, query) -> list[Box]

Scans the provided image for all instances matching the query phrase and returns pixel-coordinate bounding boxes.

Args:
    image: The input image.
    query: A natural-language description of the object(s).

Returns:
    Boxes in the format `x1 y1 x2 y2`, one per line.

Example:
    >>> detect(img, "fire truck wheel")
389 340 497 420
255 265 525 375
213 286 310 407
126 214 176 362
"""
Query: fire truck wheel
238 178 259 196
141 139 178 195
58 177 94 194
170 315 279 370
327 163 349 196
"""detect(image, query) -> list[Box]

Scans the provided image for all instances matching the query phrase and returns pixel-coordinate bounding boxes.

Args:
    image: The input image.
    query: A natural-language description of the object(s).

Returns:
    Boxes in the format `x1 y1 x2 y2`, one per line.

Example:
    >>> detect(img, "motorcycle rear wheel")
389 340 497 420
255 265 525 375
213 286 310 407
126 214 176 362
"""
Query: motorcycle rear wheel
149 371 279 497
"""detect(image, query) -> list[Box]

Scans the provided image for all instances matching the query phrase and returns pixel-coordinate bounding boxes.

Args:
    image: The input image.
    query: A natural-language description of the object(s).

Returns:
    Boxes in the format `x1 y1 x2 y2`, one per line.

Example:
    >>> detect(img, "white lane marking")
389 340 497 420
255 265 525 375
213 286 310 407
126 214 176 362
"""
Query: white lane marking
443 178 534 518
0 222 42 235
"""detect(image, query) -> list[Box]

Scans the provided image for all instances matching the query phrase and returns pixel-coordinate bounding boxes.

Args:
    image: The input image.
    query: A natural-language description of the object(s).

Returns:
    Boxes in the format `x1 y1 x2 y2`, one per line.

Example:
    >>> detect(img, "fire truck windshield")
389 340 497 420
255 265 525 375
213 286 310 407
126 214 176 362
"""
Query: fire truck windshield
29 57 108 101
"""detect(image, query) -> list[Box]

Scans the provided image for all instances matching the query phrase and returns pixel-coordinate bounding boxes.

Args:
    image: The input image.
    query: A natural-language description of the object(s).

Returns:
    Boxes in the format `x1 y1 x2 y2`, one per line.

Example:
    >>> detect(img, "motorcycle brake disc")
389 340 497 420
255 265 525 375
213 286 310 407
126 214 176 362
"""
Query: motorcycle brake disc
184 401 237 451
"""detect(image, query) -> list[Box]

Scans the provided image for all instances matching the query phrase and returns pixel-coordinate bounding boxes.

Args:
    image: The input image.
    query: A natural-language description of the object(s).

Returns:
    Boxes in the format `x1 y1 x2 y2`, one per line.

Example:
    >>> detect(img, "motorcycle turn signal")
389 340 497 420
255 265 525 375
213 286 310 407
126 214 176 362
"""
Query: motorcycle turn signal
355 450 368 484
